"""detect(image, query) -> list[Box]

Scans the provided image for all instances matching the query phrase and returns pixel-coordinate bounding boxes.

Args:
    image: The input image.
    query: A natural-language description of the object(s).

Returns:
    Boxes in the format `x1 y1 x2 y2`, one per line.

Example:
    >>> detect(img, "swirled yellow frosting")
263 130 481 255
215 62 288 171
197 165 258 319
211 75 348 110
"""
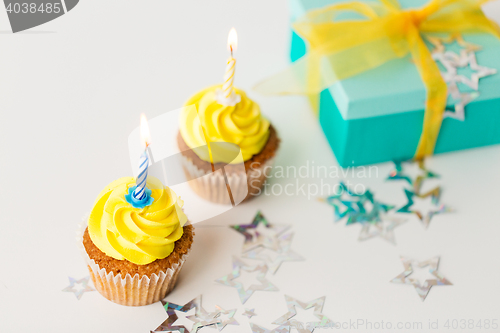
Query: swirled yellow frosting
88 177 187 265
180 85 270 163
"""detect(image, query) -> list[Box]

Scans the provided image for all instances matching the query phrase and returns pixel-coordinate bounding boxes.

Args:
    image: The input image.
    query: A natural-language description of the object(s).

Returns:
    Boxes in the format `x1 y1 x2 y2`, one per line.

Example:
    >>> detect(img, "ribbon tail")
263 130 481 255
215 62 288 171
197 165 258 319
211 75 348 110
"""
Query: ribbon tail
306 52 321 114
408 28 448 159
253 53 314 95
252 49 328 114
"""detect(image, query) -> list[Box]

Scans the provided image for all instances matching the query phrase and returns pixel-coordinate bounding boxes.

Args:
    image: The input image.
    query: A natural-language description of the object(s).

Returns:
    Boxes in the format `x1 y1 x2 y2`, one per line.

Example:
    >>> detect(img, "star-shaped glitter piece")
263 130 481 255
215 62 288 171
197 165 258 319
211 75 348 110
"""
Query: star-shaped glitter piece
242 308 257 319
319 182 366 222
250 323 290 333
430 34 493 121
358 214 407 245
152 295 219 333
443 81 479 121
320 182 393 225
433 46 476 76
62 276 94 300
186 308 220 332
386 160 439 194
242 232 304 274
454 52 496 90
231 211 291 253
272 295 333 333
391 256 453 301
397 187 452 228
215 257 278 304
437 50 497 91
427 33 481 54
429 33 480 73
213 306 238 331
344 197 394 225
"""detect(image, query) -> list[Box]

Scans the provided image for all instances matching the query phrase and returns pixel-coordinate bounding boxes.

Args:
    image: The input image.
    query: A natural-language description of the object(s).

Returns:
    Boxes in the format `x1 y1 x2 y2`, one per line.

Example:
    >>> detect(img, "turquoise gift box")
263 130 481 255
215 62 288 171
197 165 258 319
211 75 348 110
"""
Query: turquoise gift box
289 0 500 167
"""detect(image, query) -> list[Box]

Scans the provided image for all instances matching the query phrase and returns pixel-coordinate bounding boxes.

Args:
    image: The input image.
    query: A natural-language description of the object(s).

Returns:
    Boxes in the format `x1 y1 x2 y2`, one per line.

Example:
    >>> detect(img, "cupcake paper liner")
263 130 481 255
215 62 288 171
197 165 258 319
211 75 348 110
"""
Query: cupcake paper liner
180 154 276 205
76 218 189 306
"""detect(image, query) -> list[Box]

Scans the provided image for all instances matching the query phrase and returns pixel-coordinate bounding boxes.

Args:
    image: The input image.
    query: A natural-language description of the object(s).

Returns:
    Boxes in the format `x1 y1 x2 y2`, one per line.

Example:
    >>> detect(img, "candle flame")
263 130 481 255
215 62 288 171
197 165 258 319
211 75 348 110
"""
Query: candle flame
227 28 237 53
140 114 151 147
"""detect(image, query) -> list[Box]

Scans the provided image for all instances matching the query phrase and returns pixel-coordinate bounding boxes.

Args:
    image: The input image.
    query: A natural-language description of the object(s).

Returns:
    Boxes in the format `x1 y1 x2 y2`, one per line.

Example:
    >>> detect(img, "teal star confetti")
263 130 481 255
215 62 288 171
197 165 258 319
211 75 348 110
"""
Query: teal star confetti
386 160 439 194
320 182 394 225
319 182 365 222
397 187 452 228
345 198 395 225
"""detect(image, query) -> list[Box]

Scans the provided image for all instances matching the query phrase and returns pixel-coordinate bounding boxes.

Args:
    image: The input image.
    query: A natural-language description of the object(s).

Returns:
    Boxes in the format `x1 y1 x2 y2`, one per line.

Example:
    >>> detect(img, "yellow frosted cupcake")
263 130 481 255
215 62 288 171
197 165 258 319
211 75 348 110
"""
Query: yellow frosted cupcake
80 176 194 306
178 85 280 205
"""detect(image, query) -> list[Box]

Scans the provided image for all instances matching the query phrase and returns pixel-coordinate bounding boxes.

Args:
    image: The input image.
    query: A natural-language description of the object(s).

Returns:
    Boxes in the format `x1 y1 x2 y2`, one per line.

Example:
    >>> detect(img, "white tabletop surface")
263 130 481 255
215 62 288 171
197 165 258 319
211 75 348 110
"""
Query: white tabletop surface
1 1 500 332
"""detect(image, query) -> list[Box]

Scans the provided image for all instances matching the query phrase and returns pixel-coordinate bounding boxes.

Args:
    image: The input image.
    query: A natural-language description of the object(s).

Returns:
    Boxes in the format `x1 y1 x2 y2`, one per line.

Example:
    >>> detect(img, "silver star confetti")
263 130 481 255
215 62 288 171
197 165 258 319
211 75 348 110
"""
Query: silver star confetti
446 51 497 91
242 232 304 274
443 81 479 121
320 182 393 225
272 295 333 333
213 306 238 331
242 308 257 319
62 276 94 300
430 33 483 87
397 187 452 228
358 213 407 245
215 257 278 304
391 256 453 301
427 33 481 54
187 309 220 332
386 160 439 194
153 295 219 333
430 33 496 121
231 211 291 253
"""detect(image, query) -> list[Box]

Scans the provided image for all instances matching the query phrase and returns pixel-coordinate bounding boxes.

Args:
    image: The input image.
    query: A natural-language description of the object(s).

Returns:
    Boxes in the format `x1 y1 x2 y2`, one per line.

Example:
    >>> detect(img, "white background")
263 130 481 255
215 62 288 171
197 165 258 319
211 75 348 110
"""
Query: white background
1 1 500 332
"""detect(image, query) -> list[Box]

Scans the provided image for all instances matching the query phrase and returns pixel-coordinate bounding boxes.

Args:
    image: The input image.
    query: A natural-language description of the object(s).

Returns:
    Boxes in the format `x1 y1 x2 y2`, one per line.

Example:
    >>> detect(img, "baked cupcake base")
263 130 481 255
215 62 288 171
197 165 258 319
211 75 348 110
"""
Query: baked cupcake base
177 125 280 205
80 224 194 306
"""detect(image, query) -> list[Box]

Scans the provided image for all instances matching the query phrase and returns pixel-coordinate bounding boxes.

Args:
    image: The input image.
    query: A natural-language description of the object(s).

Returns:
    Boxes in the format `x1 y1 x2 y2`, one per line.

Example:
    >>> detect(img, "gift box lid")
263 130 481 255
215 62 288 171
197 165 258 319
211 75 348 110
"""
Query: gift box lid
290 0 500 120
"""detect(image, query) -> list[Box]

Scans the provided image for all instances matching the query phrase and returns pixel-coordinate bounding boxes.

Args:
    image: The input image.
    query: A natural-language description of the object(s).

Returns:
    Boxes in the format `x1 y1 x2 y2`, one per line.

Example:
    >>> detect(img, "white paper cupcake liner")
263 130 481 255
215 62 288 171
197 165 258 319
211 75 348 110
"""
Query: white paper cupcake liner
180 154 276 205
76 218 190 306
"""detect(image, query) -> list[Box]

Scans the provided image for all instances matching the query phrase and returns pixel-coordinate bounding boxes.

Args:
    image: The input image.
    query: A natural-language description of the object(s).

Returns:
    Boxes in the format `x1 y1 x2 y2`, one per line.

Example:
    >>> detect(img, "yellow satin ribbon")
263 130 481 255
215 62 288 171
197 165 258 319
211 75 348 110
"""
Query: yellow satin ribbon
255 0 500 159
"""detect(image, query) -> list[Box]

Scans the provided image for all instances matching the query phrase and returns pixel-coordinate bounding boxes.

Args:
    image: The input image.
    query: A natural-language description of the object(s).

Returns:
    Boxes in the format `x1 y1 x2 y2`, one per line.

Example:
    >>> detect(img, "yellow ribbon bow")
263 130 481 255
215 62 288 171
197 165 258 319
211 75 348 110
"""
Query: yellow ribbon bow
255 0 500 159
